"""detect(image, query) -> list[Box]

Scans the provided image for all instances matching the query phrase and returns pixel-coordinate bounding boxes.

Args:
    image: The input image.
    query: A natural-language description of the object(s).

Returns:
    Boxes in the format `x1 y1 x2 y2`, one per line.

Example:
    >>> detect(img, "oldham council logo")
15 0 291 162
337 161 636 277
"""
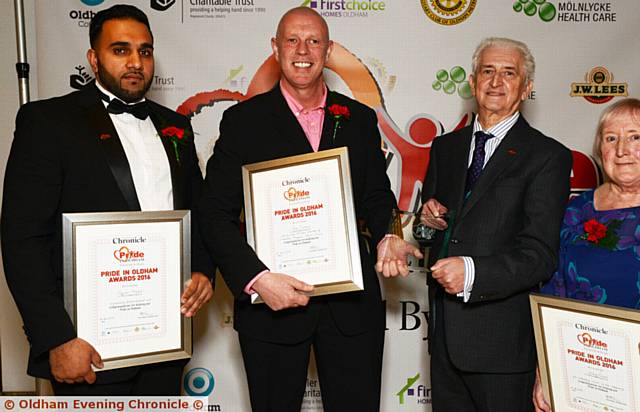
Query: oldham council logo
420 0 476 25
570 67 628 104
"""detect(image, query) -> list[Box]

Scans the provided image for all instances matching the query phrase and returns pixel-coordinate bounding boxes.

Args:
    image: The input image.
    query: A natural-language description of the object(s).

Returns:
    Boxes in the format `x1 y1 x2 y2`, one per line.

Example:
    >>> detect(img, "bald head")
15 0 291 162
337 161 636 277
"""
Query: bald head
276 7 329 43
271 6 333 103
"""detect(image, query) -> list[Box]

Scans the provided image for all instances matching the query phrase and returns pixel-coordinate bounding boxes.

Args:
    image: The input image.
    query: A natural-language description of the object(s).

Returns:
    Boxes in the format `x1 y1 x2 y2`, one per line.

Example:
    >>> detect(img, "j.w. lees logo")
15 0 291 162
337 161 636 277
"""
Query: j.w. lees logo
114 246 144 263
284 187 310 201
577 332 608 349
570 66 628 104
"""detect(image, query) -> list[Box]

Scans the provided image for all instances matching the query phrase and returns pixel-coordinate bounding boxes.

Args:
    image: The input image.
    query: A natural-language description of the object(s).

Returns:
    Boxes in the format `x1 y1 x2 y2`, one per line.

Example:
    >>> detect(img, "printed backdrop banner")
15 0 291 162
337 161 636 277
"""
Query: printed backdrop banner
5 0 637 410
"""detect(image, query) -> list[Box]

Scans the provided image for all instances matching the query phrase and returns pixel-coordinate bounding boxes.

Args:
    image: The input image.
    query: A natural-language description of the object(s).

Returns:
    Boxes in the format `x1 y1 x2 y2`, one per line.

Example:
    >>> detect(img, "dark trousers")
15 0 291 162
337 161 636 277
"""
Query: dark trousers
430 294 535 412
239 301 384 412
51 359 186 396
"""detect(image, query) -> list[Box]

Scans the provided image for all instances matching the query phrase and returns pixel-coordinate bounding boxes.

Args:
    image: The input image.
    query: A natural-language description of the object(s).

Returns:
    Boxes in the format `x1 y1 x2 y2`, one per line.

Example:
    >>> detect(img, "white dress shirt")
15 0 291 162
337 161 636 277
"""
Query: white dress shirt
459 112 520 302
96 82 173 211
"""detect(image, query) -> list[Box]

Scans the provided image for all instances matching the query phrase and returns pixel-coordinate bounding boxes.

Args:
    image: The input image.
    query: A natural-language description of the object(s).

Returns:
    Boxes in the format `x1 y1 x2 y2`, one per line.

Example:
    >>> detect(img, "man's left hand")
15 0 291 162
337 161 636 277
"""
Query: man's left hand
375 235 424 277
430 257 465 294
181 272 213 317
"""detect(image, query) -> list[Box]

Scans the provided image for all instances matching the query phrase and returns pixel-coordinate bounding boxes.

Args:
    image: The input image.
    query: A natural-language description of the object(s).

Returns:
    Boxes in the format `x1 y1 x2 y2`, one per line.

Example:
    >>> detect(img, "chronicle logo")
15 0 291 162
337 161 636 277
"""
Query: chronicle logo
113 246 144 263
570 67 628 104
184 368 215 397
396 373 432 405
70 65 94 90
420 0 476 25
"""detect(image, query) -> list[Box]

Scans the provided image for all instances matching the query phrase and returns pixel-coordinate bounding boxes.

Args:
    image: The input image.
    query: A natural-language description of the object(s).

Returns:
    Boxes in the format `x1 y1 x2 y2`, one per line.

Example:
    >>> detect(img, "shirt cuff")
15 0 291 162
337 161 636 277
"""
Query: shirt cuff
456 256 475 302
244 270 269 295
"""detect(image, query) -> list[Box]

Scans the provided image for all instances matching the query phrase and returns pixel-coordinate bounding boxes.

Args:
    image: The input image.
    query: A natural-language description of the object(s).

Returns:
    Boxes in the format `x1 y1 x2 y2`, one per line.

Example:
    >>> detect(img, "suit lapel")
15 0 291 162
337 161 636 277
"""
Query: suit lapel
318 91 337 151
83 86 141 210
459 116 530 220
446 126 474 216
270 87 314 153
149 107 184 209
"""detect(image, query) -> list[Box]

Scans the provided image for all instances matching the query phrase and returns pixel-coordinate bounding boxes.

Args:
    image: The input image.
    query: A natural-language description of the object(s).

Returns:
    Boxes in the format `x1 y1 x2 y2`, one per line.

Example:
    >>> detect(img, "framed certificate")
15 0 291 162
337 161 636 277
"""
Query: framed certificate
242 147 363 303
63 210 191 371
530 293 640 411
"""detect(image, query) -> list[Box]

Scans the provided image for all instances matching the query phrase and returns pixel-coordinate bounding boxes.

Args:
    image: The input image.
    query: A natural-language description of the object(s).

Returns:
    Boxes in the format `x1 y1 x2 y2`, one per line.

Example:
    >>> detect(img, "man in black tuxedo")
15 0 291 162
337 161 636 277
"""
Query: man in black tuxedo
1 4 214 395
198 7 396 412
419 38 572 411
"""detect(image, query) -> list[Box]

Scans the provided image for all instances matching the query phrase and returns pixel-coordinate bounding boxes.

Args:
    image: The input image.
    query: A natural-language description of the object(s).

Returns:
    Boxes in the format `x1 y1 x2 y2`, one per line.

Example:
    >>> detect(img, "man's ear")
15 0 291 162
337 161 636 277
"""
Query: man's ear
87 49 98 76
468 74 476 97
325 40 334 62
521 79 533 101
271 37 279 62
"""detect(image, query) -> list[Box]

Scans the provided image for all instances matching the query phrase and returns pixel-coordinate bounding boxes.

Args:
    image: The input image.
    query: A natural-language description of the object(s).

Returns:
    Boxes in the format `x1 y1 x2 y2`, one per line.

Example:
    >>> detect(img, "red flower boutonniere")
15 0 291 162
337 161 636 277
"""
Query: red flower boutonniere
581 218 621 250
327 104 350 141
161 126 190 164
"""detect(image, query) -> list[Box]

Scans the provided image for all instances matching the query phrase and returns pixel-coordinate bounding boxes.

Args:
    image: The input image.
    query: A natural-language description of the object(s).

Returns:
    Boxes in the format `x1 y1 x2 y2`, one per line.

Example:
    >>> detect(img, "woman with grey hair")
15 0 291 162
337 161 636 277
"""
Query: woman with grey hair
535 97 640 411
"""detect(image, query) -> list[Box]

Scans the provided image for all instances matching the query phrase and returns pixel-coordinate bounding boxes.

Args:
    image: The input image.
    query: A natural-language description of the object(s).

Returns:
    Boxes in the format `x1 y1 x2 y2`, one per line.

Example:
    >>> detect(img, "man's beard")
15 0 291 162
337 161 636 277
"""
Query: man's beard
97 61 151 103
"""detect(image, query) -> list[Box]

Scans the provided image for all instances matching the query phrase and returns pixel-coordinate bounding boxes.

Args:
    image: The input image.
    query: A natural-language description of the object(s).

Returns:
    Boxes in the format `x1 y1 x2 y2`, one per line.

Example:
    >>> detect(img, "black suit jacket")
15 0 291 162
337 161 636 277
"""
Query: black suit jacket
1 84 214 381
198 86 395 343
423 115 572 373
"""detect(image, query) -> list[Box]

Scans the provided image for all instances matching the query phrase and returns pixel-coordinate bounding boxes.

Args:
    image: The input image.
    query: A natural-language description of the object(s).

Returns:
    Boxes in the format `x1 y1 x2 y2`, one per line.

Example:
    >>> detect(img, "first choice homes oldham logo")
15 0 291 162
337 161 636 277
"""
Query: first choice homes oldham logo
305 0 387 18
396 373 432 405
420 0 477 25
570 67 628 104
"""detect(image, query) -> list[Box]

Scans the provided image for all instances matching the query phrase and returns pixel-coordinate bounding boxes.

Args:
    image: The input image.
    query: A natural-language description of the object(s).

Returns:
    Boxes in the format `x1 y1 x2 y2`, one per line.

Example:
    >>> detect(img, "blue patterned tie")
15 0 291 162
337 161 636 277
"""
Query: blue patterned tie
465 131 494 196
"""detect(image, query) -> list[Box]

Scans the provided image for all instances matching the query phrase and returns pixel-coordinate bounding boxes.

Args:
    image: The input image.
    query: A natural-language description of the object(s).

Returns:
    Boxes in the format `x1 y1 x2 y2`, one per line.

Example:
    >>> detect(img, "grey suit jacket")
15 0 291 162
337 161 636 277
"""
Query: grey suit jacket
423 115 572 373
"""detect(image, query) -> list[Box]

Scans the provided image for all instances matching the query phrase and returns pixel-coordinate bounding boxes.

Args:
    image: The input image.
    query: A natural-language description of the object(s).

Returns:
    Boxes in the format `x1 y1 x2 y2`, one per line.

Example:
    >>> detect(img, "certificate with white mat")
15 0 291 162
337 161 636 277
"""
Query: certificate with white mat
242 148 363 303
530 294 640 412
63 210 191 371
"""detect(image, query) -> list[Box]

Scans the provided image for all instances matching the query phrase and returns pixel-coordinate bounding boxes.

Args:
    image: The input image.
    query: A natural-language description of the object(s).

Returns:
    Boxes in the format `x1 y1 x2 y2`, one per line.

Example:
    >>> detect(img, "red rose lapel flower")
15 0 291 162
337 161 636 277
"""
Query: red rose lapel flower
327 104 350 141
161 126 189 164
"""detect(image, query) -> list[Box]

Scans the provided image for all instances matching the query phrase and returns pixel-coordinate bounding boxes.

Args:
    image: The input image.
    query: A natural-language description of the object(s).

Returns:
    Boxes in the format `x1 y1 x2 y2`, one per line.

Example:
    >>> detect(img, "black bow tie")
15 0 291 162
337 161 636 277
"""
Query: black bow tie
98 88 149 120
107 98 150 120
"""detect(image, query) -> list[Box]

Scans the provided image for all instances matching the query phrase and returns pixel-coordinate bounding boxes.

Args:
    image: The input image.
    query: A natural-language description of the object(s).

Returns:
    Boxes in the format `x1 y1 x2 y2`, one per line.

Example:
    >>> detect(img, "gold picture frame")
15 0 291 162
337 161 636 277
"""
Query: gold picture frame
530 293 640 411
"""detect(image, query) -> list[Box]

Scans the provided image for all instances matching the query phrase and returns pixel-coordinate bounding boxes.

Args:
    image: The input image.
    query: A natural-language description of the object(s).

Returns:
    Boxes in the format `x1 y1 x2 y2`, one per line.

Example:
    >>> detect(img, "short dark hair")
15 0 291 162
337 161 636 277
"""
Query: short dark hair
89 4 153 48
